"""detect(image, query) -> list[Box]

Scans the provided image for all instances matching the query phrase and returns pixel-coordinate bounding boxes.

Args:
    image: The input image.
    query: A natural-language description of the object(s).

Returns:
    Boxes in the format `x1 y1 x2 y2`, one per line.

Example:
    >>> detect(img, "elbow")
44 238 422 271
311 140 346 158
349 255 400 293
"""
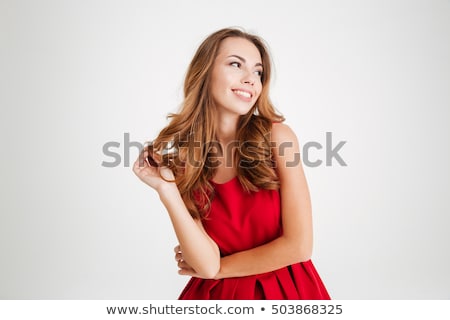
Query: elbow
195 261 220 279
297 242 313 262
297 248 312 262
288 245 312 263
286 238 313 263
190 251 221 279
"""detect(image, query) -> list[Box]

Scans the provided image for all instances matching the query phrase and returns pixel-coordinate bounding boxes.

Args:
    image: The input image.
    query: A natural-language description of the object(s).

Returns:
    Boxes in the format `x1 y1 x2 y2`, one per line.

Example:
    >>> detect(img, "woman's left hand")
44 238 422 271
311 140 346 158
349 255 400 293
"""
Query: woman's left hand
174 245 200 277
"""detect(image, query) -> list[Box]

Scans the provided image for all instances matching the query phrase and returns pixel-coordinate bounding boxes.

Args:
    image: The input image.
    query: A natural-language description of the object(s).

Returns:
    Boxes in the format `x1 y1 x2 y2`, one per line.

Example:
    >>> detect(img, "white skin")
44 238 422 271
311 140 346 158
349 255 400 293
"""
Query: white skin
208 36 264 183
134 37 313 279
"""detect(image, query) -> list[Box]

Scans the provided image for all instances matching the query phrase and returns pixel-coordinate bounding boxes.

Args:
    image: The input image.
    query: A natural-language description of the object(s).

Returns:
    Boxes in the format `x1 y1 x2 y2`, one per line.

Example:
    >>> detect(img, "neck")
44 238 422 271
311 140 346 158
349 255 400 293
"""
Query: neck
215 114 239 145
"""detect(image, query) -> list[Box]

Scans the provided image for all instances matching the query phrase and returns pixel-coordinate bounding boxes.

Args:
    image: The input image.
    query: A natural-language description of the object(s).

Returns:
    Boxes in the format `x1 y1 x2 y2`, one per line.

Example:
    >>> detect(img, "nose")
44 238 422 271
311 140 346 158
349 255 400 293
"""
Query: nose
241 70 256 86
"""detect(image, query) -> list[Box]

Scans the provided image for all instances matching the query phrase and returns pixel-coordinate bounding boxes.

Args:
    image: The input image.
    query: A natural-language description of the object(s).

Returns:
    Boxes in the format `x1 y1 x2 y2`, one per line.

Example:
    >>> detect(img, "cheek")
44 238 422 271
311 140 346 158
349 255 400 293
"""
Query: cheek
210 74 222 96
255 83 263 99
211 72 231 93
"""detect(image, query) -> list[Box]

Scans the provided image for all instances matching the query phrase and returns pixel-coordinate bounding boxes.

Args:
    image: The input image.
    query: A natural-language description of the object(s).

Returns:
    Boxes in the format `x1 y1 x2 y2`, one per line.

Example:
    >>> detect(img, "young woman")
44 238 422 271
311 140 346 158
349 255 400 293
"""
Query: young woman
133 27 330 300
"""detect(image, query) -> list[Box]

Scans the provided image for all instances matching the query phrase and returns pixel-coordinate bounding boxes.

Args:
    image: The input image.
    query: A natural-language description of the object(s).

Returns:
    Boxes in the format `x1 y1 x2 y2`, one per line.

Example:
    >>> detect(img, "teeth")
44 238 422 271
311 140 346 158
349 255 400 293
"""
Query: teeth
233 90 251 98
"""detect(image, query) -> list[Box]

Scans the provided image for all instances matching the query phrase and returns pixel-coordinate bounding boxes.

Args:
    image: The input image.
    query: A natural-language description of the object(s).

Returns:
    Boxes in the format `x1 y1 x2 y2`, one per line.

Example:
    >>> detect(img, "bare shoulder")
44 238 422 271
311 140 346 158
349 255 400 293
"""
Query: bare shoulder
271 122 302 174
271 122 300 147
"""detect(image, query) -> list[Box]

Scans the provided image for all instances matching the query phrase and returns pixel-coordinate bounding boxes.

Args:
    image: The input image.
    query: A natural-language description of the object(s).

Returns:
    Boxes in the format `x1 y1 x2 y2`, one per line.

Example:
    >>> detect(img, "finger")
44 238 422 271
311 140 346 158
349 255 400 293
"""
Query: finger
133 156 145 172
135 149 149 169
177 263 194 272
175 252 183 262
177 260 186 268
147 155 159 167
178 268 196 276
142 144 161 167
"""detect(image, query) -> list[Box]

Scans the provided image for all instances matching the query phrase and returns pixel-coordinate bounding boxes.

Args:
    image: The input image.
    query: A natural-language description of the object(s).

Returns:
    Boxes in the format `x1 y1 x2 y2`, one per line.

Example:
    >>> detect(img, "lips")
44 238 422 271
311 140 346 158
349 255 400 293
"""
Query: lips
232 88 253 100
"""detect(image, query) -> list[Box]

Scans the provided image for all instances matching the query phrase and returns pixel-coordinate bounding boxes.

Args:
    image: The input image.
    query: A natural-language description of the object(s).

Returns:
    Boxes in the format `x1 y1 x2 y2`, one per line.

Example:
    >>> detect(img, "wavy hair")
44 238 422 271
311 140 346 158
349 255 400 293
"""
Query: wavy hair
147 27 285 219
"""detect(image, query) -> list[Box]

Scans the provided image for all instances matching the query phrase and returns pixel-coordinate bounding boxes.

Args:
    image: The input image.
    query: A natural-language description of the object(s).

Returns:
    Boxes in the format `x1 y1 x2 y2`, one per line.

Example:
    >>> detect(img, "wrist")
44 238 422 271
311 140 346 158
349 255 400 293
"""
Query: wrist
157 181 179 198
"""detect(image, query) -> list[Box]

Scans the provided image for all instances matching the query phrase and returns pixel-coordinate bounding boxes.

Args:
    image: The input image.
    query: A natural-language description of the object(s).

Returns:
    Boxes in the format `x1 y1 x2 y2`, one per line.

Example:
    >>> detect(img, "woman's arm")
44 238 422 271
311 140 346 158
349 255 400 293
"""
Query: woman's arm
133 148 220 279
177 123 313 279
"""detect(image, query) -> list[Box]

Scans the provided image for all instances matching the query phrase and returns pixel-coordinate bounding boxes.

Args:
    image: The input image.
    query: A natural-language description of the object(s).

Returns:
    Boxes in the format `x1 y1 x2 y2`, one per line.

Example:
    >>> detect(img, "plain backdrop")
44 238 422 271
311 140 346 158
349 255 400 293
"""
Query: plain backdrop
1 0 449 299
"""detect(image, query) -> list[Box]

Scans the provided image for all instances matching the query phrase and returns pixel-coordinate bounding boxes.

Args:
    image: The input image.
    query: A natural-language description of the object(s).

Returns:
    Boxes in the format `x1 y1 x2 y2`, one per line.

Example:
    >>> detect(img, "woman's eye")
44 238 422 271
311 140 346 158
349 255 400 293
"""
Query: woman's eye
255 70 263 77
230 61 241 68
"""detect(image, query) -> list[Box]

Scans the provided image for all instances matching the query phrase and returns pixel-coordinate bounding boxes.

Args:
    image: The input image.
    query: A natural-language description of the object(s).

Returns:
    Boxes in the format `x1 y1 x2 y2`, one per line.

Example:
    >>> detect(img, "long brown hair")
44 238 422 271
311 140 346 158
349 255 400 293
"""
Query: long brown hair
148 27 285 219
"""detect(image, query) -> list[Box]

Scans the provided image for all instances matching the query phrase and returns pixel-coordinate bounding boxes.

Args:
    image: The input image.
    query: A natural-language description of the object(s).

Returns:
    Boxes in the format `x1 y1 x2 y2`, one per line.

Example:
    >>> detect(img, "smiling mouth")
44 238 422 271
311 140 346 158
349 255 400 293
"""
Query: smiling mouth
232 89 252 99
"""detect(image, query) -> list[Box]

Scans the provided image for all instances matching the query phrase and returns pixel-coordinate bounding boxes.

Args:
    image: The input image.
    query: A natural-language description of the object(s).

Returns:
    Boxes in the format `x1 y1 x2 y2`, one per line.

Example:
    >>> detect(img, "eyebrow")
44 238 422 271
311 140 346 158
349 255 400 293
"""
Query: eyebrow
227 55 263 68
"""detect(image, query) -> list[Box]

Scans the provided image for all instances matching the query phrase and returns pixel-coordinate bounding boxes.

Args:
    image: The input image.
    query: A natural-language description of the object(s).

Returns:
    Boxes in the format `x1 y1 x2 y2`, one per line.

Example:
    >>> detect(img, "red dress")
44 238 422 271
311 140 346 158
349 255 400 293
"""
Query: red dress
178 176 331 300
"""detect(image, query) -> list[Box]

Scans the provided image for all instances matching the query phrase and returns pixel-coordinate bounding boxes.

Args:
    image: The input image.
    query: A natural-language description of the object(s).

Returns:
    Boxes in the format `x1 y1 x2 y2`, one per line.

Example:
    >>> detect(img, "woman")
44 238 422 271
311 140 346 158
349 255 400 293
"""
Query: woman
133 27 330 299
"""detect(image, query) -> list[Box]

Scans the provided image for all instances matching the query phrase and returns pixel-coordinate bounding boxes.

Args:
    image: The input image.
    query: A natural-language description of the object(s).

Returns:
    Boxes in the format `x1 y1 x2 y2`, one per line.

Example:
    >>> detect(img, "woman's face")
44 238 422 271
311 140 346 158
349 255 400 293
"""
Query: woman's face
210 37 263 117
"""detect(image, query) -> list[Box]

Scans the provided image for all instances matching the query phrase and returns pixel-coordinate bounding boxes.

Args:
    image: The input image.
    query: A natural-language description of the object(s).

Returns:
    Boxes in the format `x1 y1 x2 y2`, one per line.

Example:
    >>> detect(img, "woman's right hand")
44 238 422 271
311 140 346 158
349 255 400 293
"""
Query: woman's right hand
133 147 176 193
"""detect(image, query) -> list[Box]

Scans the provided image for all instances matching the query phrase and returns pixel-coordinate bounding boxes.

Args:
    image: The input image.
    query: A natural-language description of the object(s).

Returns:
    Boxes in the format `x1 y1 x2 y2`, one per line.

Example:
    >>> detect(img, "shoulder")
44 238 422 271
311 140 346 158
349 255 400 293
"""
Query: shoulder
271 122 299 147
270 122 302 172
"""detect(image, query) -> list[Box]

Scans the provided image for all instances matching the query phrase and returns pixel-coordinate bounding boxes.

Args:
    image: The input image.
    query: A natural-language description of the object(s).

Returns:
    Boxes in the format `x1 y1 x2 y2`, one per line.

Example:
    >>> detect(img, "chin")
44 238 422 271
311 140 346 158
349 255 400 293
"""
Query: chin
217 100 255 116
235 103 255 116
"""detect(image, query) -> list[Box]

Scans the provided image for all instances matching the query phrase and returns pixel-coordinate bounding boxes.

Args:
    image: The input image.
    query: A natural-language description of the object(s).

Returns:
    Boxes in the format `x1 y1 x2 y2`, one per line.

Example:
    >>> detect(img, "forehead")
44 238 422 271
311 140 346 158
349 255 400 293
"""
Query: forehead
216 37 262 63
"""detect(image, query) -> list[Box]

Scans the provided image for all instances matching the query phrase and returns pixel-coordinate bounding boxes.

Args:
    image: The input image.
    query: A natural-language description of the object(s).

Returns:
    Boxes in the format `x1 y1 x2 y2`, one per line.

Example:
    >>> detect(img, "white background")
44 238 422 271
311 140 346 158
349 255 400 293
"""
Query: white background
1 0 449 299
